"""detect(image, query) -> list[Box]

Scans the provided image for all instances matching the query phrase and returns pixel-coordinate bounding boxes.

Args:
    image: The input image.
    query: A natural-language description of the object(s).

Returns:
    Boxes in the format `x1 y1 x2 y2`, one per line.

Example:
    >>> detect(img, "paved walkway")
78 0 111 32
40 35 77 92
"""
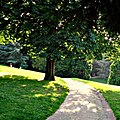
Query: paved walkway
47 78 116 120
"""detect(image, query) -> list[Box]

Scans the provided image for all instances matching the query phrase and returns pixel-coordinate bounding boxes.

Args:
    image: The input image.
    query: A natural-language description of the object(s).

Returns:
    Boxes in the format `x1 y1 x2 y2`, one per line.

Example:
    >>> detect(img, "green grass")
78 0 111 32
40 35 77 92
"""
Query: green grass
0 65 45 80
0 65 69 120
89 77 107 84
72 78 120 120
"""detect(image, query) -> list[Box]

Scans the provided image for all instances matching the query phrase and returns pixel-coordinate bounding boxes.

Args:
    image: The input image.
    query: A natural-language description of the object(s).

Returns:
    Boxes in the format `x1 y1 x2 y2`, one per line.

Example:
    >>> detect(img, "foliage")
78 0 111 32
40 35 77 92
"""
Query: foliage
108 61 120 86
104 35 120 62
72 78 120 120
0 0 117 60
32 57 46 72
0 43 28 68
31 57 91 79
0 65 69 120
0 0 120 80
105 39 120 86
0 32 4 44
56 58 91 79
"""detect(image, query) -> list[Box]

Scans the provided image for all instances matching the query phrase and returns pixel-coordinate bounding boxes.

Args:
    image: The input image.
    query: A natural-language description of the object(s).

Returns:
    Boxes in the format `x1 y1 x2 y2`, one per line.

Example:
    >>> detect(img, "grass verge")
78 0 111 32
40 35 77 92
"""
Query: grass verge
72 78 120 120
0 65 69 120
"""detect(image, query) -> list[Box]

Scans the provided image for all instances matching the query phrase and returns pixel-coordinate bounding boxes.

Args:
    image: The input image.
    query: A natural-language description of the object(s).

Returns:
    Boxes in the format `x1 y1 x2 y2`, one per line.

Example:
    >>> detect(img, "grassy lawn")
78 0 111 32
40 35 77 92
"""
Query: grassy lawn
0 65 69 120
0 65 45 80
72 78 120 120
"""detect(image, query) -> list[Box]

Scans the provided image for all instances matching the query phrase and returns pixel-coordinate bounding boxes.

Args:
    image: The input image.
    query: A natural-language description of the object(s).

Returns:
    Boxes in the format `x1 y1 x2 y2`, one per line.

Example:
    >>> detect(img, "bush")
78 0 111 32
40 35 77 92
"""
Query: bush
108 60 120 86
56 58 91 79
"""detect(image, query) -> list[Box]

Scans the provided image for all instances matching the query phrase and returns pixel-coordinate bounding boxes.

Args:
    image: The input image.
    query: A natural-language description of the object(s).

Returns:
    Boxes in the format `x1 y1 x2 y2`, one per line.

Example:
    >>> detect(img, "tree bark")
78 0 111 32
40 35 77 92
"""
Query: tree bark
44 58 55 80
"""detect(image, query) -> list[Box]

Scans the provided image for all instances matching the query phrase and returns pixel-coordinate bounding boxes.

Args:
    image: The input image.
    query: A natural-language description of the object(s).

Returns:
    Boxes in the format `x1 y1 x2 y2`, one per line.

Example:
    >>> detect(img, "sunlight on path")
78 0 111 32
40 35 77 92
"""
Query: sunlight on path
47 78 116 120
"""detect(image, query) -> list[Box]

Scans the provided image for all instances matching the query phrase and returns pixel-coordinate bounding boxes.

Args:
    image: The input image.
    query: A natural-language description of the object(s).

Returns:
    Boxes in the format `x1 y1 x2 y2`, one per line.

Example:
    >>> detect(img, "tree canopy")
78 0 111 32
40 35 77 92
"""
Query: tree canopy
0 0 120 80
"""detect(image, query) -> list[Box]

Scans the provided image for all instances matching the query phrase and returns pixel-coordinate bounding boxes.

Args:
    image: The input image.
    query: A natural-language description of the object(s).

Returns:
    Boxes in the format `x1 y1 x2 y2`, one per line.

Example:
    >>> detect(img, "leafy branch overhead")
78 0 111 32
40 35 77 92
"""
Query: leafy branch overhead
0 0 120 80
0 0 120 59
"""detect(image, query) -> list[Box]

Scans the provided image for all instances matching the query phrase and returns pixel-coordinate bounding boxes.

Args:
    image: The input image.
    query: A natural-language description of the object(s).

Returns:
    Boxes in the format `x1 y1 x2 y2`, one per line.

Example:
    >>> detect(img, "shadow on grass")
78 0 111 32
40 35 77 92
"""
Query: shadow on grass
89 78 107 84
0 75 68 120
72 78 107 84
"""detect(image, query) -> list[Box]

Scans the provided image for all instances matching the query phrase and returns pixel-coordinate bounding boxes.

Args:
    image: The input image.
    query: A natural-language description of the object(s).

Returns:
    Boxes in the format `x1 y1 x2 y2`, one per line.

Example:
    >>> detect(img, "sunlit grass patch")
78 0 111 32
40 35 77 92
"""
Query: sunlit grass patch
0 65 69 120
0 65 44 80
72 78 120 120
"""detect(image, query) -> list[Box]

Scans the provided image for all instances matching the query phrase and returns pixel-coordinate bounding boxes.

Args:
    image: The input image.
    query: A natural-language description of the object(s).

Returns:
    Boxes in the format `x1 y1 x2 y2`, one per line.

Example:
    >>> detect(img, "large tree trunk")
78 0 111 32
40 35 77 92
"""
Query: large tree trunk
44 58 55 80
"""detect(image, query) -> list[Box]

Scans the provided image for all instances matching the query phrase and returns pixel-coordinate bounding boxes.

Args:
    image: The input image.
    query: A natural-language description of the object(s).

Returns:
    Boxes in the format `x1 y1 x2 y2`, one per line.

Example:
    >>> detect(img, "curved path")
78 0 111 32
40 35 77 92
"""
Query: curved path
47 78 116 120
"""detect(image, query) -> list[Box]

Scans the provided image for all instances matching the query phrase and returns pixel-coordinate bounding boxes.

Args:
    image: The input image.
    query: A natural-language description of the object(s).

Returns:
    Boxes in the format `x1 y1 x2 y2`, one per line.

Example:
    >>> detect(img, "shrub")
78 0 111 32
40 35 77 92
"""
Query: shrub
56 58 91 79
108 60 120 86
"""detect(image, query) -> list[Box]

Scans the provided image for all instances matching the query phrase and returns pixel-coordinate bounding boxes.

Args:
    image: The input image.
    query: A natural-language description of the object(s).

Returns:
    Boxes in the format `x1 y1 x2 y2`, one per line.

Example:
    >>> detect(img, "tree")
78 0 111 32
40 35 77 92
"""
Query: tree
56 58 91 79
31 56 91 79
0 0 120 80
108 60 120 86
104 36 120 85
0 42 28 68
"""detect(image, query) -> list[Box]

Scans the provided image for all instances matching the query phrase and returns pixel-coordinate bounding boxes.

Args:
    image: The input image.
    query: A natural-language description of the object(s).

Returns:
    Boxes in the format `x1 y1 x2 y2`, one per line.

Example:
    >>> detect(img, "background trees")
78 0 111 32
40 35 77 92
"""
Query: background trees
0 42 28 68
32 57 91 79
0 0 120 80
108 60 120 85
